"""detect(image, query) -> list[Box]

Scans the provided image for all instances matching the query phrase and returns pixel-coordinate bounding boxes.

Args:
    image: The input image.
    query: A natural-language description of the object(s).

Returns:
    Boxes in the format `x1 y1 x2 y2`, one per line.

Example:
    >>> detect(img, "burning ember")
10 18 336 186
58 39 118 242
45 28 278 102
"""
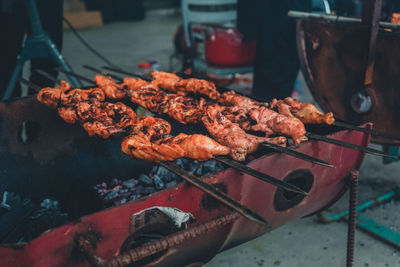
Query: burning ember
95 159 225 207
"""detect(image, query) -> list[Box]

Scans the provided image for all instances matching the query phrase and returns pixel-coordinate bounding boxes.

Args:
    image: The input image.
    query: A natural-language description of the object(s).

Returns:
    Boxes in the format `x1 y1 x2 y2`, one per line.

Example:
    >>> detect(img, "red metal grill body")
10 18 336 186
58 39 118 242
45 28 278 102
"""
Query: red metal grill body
0 96 370 266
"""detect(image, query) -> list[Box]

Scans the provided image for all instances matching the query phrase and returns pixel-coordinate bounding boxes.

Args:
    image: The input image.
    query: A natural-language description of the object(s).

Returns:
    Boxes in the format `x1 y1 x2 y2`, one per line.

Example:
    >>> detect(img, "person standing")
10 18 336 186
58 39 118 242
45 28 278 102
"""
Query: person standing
237 0 311 101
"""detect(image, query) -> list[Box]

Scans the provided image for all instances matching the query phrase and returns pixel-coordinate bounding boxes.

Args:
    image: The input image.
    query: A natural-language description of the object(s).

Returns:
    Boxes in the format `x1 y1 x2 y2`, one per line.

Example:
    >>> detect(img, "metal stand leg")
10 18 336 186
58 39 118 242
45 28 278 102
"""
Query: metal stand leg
3 0 82 100
42 37 82 88
4 60 25 99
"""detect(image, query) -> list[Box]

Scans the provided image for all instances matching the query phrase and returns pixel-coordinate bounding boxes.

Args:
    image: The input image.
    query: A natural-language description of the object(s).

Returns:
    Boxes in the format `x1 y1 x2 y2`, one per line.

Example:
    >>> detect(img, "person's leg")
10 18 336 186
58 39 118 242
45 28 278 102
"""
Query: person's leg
253 53 299 101
252 0 311 101
0 0 27 97
29 0 64 91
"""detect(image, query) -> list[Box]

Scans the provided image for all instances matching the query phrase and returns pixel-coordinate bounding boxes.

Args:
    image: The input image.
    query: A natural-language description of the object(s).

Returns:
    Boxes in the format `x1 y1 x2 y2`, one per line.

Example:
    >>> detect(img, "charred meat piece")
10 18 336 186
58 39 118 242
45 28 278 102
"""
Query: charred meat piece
37 80 106 109
249 106 307 145
270 97 335 125
123 77 152 89
128 86 169 114
94 75 126 99
158 133 231 161
59 87 105 106
57 100 138 139
218 90 266 110
139 116 172 140
165 95 205 124
122 132 231 162
202 105 286 161
149 71 181 92
150 70 220 100
57 106 79 124
83 121 125 139
123 76 206 125
121 133 185 162
37 81 70 108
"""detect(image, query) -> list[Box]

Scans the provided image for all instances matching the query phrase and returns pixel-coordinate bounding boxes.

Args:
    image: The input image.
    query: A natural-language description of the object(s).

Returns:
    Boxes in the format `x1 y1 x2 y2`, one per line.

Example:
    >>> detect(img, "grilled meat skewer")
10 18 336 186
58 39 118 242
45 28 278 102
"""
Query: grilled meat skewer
99 67 334 126
94 75 306 147
37 81 231 162
55 68 333 168
32 77 302 225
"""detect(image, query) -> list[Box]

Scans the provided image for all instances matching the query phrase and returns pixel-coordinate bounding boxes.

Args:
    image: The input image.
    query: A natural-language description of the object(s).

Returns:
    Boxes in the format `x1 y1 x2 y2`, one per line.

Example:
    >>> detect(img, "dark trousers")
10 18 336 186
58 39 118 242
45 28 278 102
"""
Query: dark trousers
237 0 311 101
0 0 63 97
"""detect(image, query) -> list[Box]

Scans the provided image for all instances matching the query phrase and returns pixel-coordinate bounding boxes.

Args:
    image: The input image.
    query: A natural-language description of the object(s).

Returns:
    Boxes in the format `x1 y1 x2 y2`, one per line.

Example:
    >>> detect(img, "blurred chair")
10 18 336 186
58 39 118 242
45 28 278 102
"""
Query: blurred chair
179 0 254 76
312 0 332 13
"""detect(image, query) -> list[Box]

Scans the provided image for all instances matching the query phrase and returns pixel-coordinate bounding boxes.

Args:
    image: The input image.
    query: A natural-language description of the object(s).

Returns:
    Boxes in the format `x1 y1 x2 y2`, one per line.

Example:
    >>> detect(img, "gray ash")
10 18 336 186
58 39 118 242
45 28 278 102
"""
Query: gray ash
94 159 226 207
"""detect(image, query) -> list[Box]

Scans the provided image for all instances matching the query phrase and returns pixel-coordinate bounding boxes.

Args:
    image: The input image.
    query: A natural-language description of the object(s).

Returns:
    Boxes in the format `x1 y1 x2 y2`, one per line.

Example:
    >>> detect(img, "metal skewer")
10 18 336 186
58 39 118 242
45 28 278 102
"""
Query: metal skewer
260 142 333 168
334 121 400 141
83 65 126 82
30 72 269 226
56 67 95 84
102 65 149 81
67 67 311 195
19 78 41 92
160 161 269 226
35 69 65 85
213 156 308 195
305 132 398 159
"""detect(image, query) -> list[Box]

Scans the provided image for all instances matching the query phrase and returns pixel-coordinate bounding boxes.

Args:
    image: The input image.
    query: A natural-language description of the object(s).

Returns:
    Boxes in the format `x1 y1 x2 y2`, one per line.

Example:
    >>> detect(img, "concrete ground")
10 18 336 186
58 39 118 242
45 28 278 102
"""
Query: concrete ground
56 10 399 267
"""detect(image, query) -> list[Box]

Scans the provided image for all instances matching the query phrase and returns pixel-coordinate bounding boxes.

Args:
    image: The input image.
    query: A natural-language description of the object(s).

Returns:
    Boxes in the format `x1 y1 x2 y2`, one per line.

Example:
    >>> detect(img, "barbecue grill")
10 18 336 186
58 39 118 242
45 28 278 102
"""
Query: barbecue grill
0 88 372 266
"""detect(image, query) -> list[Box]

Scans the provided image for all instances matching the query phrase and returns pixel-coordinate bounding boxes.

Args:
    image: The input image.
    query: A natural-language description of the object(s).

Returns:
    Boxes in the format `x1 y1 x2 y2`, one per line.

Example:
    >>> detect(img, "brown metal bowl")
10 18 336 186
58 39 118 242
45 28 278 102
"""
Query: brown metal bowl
297 19 400 145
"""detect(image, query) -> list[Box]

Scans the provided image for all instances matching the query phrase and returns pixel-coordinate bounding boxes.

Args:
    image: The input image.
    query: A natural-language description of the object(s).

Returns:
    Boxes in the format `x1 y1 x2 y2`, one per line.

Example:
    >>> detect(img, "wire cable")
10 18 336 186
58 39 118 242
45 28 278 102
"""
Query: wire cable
62 17 122 70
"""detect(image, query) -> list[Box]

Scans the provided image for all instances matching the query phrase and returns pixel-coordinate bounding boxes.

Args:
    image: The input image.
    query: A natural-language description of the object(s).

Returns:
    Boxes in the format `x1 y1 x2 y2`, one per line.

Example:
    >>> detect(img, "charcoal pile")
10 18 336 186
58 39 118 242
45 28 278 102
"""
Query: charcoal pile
94 159 226 207
0 193 69 243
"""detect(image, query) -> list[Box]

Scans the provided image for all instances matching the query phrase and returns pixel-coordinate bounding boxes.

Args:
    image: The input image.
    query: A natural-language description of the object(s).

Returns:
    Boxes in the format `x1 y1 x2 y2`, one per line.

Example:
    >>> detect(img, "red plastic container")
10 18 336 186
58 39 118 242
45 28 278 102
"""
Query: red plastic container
205 27 256 67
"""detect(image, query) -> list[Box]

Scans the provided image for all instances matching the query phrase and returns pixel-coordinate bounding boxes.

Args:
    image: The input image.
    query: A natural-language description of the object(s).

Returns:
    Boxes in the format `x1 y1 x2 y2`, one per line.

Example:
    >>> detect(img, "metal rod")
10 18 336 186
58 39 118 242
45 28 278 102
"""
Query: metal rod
305 132 398 159
335 121 400 141
346 170 359 267
18 78 41 92
102 65 150 81
56 67 94 84
361 0 382 87
78 213 241 267
83 65 124 82
160 161 269 226
261 142 333 168
288 11 400 30
213 156 308 196
35 69 61 83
